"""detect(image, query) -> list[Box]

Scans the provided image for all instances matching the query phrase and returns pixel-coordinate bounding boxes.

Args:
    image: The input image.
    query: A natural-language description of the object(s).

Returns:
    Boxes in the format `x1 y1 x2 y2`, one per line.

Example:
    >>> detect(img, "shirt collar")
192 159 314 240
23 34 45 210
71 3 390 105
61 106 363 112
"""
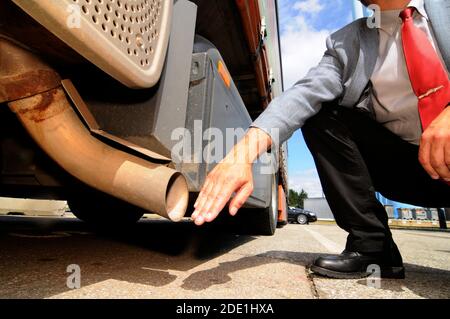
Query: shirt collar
378 0 429 36
409 0 429 20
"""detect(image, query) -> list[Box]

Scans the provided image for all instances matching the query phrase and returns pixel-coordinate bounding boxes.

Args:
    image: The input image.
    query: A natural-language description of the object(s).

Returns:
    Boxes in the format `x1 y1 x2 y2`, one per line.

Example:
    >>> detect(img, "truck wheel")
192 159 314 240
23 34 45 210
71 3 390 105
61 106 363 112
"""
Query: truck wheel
234 174 278 236
67 189 144 227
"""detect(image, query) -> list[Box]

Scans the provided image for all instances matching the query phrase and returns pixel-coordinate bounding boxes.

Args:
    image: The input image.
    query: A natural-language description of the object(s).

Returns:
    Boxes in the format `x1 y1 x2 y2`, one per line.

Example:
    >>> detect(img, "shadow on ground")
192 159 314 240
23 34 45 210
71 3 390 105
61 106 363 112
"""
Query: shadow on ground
0 216 448 299
0 216 256 298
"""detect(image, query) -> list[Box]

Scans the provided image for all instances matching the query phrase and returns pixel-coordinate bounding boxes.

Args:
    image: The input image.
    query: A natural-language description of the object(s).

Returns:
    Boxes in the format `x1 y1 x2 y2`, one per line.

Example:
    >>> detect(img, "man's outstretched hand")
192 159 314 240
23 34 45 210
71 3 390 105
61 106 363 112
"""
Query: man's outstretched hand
419 106 450 182
191 128 273 226
191 160 254 226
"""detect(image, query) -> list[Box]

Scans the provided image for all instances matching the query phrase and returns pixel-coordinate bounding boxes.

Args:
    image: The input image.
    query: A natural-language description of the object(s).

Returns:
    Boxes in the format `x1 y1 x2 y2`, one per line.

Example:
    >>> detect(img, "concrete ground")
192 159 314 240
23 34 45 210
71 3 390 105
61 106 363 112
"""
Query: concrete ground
0 215 449 299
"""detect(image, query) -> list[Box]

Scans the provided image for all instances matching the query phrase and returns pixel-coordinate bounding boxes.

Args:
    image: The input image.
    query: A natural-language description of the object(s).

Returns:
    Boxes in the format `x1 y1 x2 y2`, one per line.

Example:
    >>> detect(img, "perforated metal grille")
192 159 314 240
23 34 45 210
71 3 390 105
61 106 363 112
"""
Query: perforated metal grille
13 0 172 87
72 0 163 69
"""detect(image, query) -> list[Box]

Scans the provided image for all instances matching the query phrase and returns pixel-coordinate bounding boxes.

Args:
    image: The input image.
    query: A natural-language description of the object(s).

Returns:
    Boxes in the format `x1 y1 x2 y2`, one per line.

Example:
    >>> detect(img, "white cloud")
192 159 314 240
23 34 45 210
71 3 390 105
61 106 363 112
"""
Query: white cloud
288 168 323 198
281 0 334 198
293 0 325 14
281 15 331 89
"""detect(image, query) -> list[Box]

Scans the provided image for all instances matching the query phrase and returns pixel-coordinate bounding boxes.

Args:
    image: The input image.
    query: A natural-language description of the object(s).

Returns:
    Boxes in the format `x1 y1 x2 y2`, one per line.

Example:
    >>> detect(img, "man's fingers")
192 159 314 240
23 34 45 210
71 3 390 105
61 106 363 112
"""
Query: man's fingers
194 178 212 208
192 161 254 226
196 182 222 222
192 178 214 220
229 182 254 216
206 182 243 221
443 138 450 182
419 135 440 179
193 177 226 223
194 214 205 226
445 142 450 175
199 179 237 223
430 136 450 180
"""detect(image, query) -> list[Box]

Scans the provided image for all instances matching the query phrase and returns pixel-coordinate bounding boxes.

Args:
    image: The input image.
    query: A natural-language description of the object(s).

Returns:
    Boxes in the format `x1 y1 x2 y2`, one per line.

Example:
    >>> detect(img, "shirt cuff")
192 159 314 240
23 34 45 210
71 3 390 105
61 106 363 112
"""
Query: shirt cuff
249 123 281 150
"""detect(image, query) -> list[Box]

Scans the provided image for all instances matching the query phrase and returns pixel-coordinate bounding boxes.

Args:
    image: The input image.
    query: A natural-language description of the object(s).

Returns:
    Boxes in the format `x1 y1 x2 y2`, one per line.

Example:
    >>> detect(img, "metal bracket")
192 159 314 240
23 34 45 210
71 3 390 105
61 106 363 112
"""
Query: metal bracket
61 79 171 163
252 17 268 62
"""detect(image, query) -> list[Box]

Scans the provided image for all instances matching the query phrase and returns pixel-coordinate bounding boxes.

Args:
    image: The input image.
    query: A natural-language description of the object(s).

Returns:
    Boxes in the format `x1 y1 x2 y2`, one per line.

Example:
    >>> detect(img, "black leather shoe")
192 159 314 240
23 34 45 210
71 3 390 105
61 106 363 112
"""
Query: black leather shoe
311 248 405 279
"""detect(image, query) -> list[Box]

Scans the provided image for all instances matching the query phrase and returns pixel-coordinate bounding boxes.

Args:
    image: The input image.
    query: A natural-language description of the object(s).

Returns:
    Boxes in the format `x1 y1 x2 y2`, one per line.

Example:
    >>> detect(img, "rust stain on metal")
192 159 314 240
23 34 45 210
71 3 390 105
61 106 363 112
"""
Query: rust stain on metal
9 88 68 123
0 37 61 103
0 69 61 103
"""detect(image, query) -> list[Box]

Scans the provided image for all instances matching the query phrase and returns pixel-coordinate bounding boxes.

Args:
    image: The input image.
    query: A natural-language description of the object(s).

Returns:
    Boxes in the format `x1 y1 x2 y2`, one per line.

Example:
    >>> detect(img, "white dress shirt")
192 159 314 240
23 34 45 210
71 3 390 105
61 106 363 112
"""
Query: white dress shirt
370 0 449 145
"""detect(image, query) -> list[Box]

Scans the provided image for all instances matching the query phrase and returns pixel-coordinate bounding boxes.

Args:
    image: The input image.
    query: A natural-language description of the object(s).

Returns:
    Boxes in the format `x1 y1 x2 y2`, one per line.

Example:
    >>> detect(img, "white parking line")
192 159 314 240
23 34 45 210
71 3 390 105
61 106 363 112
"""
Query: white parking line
302 227 342 254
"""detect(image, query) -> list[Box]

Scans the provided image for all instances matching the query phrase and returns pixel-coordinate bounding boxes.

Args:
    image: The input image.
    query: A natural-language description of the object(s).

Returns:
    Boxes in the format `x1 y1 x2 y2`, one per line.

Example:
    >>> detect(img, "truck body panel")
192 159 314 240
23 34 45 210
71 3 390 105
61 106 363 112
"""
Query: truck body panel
0 0 288 230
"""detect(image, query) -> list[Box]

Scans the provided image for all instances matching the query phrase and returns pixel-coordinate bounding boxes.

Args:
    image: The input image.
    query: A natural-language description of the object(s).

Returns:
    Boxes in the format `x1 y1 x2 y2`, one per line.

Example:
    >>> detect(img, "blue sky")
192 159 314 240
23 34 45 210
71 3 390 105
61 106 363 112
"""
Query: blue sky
278 0 354 33
278 0 354 197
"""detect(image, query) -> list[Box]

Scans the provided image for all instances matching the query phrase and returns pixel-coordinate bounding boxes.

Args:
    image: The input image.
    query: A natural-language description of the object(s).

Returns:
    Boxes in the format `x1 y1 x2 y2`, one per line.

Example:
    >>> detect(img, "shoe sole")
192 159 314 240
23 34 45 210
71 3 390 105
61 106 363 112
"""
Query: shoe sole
310 265 405 279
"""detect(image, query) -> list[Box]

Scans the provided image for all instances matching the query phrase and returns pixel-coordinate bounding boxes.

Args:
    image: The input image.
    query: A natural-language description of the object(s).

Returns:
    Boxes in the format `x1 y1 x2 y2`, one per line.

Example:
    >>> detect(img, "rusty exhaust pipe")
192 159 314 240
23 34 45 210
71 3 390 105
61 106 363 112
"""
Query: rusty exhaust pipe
2 38 189 221
8 88 189 221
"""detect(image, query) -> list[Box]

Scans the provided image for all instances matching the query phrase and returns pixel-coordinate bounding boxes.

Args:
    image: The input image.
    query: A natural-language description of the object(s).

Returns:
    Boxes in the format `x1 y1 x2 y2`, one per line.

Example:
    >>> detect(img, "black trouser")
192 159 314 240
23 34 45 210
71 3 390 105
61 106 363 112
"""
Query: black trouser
302 104 450 253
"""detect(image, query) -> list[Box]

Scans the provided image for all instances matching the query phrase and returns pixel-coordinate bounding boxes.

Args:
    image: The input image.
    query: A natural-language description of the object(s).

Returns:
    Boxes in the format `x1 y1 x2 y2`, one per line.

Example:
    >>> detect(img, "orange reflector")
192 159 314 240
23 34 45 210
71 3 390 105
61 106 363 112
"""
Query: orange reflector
218 61 231 88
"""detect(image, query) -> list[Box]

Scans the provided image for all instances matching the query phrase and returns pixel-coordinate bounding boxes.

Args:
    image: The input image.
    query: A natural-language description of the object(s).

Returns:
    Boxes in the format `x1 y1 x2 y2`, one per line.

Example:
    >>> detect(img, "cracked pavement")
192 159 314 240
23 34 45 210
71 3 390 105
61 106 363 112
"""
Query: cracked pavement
0 216 449 299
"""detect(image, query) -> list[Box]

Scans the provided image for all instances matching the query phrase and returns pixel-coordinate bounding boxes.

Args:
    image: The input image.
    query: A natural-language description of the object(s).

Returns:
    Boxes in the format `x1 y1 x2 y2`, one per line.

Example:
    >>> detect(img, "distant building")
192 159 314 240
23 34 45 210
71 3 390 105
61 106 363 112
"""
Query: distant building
304 196 443 221
375 193 420 219
304 197 333 220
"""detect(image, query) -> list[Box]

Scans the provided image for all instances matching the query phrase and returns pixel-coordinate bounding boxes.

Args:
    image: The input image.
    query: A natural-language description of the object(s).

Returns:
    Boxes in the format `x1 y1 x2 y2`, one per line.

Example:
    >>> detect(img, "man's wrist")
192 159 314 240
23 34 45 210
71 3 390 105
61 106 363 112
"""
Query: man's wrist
224 128 272 164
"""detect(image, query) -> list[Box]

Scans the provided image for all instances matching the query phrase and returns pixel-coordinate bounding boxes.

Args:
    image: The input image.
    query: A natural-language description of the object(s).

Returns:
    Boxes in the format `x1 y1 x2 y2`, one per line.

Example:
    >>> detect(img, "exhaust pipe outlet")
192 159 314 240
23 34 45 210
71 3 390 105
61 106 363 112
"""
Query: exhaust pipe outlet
8 88 189 222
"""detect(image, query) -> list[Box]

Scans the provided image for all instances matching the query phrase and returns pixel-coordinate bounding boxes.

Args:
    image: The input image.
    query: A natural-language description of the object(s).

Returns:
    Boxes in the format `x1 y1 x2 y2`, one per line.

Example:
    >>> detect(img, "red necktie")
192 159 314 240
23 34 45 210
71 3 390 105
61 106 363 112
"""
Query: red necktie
400 7 450 131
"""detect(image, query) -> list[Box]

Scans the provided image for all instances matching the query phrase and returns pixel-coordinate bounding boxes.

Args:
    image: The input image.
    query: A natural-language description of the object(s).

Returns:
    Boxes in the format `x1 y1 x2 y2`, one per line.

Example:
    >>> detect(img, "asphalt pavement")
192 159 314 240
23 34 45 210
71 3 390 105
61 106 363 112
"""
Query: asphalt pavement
0 215 448 299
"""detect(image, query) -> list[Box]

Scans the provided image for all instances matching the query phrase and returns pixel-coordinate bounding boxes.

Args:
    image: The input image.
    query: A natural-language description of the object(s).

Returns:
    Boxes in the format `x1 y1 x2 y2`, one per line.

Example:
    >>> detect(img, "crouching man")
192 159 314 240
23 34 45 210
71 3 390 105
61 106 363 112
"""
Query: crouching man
192 0 450 279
